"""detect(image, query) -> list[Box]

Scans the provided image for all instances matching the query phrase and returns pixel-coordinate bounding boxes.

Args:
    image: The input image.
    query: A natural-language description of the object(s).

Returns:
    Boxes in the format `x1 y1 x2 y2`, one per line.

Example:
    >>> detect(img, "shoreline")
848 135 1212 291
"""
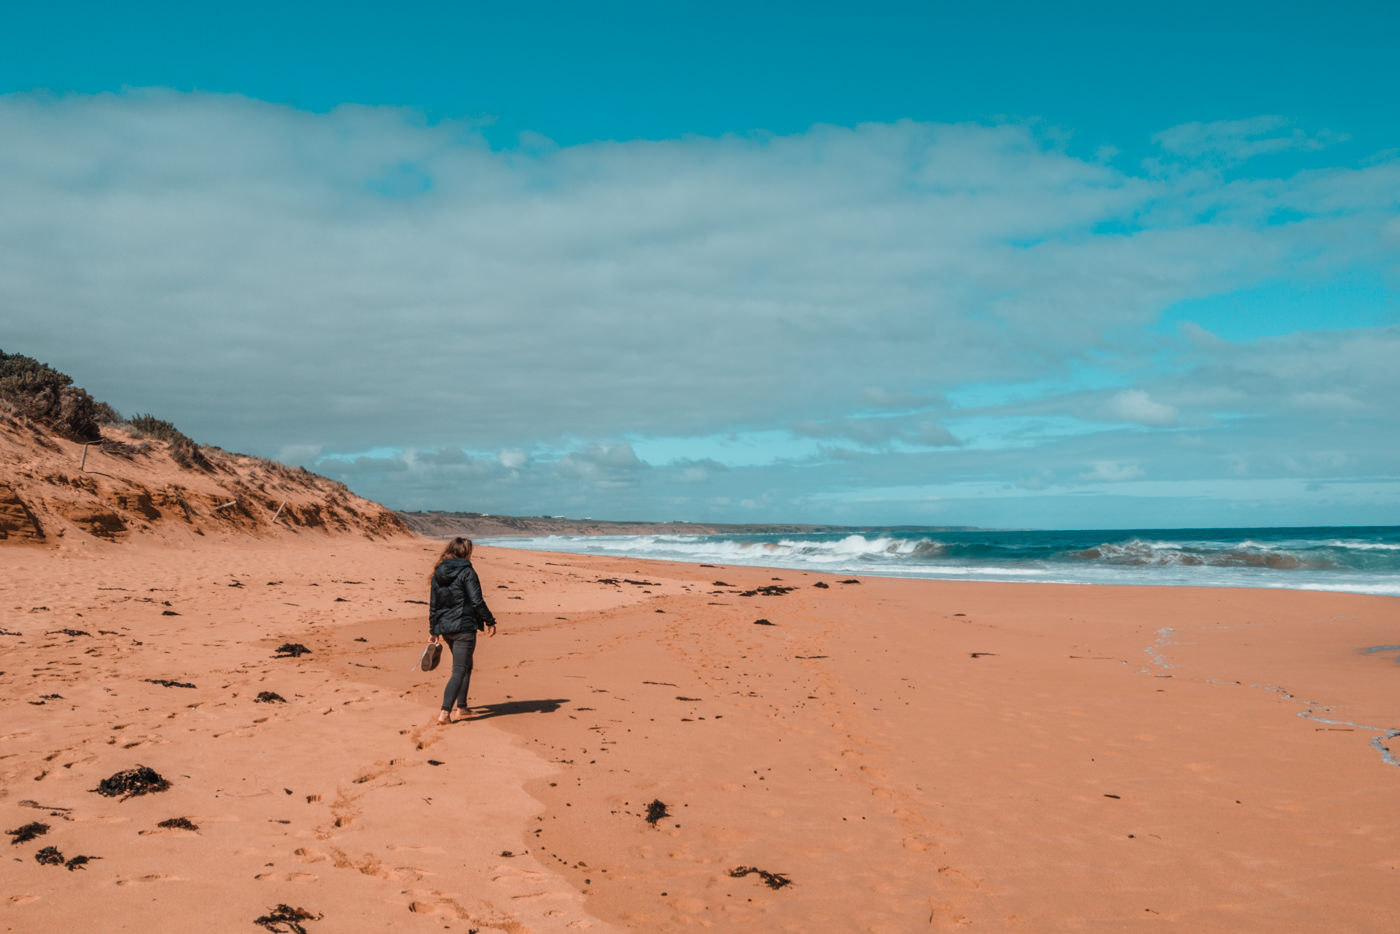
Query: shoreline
3 536 1397 931
475 536 1400 600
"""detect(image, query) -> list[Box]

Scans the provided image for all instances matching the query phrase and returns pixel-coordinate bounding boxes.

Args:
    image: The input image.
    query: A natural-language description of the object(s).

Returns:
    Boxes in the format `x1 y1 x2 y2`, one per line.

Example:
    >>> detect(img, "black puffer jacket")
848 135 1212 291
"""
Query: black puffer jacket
429 558 495 636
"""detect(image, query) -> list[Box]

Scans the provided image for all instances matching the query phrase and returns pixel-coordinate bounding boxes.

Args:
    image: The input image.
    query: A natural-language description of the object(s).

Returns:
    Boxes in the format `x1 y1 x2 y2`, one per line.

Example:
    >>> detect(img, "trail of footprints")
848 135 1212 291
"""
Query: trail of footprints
660 576 982 915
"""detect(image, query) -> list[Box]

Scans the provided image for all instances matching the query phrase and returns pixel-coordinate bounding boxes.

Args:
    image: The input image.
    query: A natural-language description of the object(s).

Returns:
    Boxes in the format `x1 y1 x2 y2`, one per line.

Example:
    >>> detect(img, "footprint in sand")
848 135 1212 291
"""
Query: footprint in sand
937 865 981 889
902 834 936 852
403 890 471 920
386 842 445 855
116 873 183 885
253 871 318 883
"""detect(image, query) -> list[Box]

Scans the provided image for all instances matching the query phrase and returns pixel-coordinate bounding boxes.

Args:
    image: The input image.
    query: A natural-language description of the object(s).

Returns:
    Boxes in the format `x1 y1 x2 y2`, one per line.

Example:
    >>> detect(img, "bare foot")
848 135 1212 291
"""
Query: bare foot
436 710 450 725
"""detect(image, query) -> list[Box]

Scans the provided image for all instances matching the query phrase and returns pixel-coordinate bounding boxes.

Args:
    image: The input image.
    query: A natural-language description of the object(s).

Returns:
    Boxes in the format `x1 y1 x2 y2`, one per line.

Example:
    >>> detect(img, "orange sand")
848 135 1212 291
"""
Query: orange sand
3 537 1398 932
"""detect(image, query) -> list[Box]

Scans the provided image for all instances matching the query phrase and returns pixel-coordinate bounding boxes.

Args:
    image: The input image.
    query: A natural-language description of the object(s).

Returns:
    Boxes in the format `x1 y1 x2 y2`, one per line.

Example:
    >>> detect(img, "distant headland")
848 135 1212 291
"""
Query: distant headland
397 510 978 539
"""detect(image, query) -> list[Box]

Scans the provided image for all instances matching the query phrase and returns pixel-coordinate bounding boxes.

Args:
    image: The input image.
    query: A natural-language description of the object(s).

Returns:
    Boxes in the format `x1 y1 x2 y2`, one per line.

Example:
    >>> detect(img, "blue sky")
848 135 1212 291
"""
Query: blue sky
2 1 1397 528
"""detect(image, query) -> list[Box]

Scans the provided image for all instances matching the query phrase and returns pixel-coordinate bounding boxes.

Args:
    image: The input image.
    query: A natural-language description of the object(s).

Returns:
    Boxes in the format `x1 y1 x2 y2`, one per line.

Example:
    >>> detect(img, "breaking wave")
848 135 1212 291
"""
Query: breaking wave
1066 539 1328 571
481 526 1400 596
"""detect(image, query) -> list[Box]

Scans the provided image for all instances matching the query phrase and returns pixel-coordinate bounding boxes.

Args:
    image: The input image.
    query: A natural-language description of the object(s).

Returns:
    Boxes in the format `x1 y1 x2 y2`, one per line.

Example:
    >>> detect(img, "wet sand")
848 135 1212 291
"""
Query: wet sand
2 537 1397 932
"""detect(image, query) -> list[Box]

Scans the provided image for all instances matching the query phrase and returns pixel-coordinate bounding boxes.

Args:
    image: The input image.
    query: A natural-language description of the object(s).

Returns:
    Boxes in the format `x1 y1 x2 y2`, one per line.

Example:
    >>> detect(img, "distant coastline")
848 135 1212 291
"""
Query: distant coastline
396 510 977 539
400 517 1400 596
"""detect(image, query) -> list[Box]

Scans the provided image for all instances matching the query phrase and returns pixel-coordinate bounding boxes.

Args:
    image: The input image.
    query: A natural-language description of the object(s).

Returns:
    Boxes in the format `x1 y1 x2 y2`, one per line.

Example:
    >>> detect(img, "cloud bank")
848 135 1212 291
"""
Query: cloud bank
2 91 1396 526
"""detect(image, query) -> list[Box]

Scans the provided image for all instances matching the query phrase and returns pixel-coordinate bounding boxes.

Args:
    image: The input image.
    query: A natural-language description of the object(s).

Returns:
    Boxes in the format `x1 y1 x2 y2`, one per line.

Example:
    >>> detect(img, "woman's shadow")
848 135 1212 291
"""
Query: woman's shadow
460 698 570 722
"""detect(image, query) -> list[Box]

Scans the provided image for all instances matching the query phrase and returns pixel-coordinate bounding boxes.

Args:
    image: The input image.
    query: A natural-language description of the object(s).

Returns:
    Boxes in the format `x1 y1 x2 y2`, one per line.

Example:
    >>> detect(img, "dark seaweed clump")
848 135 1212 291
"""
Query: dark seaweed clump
273 643 310 658
7 821 48 845
34 846 65 866
254 904 321 934
739 585 795 597
752 618 775 626
65 854 100 871
144 678 196 688
644 799 670 825
157 817 199 831
812 581 829 589
92 765 171 799
730 865 793 889
255 691 287 703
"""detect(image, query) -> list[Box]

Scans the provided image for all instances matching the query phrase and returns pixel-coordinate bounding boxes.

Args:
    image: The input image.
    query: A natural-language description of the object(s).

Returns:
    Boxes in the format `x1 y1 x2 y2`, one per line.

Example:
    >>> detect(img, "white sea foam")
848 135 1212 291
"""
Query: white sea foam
480 531 1400 596
494 533 944 567
1323 540 1400 551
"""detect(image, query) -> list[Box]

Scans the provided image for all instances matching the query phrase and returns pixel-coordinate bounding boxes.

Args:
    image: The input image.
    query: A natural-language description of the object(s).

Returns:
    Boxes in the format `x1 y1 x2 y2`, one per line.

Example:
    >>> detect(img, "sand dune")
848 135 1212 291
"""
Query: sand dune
3 534 1397 932
0 408 407 546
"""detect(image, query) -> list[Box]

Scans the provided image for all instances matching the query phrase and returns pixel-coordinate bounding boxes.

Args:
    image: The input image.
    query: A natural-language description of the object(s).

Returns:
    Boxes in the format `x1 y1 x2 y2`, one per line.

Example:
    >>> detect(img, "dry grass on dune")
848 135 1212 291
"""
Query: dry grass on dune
0 349 407 546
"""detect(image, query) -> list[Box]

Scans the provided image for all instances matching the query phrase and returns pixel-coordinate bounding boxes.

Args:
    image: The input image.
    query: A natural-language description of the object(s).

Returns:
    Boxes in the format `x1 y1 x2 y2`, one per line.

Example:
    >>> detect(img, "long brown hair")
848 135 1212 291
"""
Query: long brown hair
431 536 473 581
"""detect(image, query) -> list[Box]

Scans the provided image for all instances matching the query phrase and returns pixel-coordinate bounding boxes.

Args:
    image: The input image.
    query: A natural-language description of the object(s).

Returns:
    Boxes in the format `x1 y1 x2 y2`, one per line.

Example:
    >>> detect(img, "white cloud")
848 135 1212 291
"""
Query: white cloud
1152 116 1347 165
1288 391 1365 414
276 443 323 466
908 422 960 447
790 415 960 448
1083 461 1146 482
1104 390 1179 427
1 91 1396 522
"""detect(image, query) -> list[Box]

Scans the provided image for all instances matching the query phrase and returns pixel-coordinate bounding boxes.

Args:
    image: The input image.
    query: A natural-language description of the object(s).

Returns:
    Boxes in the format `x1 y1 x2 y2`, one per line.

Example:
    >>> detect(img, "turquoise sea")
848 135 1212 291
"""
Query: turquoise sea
482 526 1400 597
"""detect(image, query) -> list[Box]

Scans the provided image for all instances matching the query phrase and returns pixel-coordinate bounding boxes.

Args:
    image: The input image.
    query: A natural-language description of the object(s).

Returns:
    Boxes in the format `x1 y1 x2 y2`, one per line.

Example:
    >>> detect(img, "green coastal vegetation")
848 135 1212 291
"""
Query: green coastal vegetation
1 349 208 470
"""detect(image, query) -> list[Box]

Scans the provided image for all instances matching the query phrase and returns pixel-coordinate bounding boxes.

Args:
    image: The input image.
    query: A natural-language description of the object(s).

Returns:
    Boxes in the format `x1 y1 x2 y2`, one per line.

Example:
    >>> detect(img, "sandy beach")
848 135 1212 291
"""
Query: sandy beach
3 533 1397 933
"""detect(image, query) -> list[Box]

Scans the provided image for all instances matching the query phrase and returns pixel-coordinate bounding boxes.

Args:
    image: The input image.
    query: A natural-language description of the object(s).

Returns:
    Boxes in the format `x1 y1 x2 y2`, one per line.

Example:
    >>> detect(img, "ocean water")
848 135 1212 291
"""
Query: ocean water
480 526 1400 597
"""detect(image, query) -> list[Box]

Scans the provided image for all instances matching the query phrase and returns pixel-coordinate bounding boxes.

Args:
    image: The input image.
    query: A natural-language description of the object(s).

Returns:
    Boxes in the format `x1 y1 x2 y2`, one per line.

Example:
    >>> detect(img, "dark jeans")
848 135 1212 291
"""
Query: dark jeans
440 630 478 712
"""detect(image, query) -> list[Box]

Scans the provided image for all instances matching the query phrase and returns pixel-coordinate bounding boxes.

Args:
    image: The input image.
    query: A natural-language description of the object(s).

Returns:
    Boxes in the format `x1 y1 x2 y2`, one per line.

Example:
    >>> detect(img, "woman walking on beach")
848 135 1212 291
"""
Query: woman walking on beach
428 537 496 724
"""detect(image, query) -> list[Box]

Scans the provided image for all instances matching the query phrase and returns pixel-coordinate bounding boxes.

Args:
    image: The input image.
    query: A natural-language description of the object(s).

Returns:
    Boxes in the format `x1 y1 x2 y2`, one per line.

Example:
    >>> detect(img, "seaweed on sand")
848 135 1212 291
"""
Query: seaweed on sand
144 678 196 688
34 846 64 865
254 904 321 933
644 799 670 825
7 821 48 845
255 691 287 703
157 817 199 831
92 765 171 799
65 854 100 871
273 643 310 658
729 866 793 889
738 585 795 597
